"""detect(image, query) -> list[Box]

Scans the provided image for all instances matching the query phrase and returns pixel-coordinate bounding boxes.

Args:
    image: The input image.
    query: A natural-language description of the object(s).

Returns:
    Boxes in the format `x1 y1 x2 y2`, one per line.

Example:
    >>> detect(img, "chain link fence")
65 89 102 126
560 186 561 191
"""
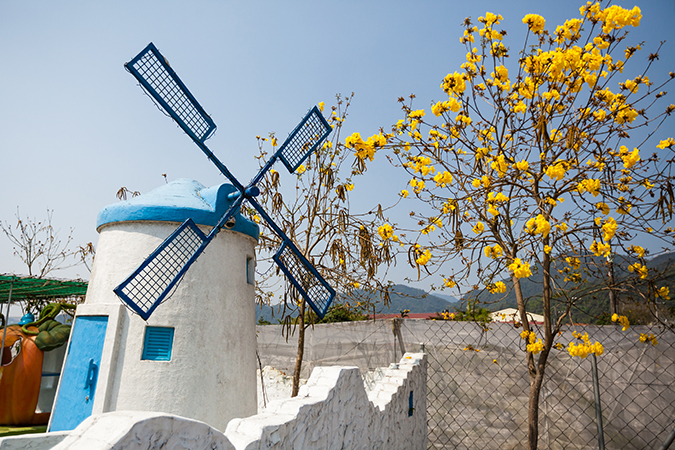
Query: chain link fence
414 321 675 450
256 320 675 449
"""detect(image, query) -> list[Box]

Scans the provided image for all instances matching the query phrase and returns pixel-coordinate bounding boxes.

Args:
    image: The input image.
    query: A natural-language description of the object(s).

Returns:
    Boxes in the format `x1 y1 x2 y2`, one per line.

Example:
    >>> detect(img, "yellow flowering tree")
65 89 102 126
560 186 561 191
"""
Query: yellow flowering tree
253 94 396 396
350 3 674 449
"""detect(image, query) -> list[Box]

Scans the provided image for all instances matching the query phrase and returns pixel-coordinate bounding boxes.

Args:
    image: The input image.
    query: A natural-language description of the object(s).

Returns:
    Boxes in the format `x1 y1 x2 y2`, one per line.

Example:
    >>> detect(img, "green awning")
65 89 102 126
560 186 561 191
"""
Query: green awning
0 274 88 303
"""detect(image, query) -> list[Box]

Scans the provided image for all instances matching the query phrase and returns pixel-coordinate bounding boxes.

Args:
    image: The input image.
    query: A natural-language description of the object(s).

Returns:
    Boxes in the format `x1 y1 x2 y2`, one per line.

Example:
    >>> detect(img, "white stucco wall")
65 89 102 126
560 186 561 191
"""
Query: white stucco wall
3 353 427 450
228 352 427 449
59 220 258 431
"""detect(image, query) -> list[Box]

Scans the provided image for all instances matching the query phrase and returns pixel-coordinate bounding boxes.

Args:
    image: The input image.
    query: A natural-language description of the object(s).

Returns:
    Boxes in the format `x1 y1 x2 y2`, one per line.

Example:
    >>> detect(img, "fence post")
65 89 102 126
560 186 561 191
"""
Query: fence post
591 353 605 450
391 318 406 358
659 424 675 450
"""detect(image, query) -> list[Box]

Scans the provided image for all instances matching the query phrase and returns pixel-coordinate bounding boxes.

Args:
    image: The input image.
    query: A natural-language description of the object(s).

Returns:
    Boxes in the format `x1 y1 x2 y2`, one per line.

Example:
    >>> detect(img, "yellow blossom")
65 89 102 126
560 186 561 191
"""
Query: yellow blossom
527 339 544 354
601 217 617 241
526 214 551 238
441 72 467 97
401 189 409 198
444 278 456 288
410 178 425 194
577 178 601 196
416 248 432 265
628 262 648 279
508 258 532 278
513 101 527 114
639 333 658 346
522 14 545 34
590 240 611 257
408 109 425 120
628 245 645 258
657 287 670 300
596 202 610 215
598 5 642 34
377 223 394 240
472 221 485 234
611 313 630 331
434 171 454 187
491 154 508 178
488 281 507 294
620 147 640 169
460 29 475 44
296 164 306 175
545 161 567 181
432 98 461 116
513 160 529 171
318 102 325 112
568 339 604 358
484 244 503 259
657 138 675 149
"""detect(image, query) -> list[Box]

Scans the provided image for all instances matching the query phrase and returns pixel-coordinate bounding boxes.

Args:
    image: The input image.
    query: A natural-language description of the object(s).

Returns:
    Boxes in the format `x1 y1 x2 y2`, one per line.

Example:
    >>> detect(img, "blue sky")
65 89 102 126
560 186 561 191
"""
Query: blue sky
1 0 674 292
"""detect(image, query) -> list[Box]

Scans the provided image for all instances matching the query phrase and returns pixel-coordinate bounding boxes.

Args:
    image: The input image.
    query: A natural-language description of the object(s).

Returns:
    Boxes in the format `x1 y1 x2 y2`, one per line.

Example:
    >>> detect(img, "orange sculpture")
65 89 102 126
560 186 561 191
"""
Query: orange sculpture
0 324 47 425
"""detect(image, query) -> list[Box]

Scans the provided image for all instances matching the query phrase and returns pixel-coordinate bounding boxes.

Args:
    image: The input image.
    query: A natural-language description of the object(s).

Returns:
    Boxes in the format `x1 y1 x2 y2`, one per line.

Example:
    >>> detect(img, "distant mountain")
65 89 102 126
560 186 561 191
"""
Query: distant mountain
468 251 675 324
255 303 290 324
371 284 459 315
254 284 458 323
433 293 461 304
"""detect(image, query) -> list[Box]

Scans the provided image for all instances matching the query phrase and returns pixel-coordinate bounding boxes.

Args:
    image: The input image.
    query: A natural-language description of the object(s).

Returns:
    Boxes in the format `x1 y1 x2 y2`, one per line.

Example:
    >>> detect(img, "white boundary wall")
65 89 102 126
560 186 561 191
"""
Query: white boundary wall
0 353 426 450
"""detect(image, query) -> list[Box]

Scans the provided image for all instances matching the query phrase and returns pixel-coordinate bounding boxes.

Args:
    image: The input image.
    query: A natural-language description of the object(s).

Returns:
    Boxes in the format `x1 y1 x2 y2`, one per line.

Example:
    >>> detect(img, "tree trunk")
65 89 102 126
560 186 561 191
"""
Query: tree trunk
516 251 554 450
513 274 544 450
528 366 546 450
512 276 536 378
291 298 305 397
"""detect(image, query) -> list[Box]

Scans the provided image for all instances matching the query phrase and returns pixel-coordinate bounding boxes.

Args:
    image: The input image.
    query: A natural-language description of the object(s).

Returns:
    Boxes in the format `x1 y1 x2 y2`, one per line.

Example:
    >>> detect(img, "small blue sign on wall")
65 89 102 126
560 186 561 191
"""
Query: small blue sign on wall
50 315 108 432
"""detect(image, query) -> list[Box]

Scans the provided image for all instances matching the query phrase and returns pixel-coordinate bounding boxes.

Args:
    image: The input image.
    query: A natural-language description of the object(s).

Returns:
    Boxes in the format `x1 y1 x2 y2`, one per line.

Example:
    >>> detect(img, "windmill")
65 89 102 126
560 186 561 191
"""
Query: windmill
116 42 336 321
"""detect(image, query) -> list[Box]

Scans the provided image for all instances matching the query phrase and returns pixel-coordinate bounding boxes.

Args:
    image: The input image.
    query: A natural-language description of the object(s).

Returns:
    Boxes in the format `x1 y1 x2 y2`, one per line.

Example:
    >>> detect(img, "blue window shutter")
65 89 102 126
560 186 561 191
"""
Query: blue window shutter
142 327 174 361
246 256 255 285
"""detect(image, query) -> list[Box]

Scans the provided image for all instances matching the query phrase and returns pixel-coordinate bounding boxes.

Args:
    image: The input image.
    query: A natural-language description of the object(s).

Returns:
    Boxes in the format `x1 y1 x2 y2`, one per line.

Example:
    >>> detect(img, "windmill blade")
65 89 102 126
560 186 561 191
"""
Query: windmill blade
275 106 332 173
274 241 336 319
125 43 216 144
248 198 335 318
125 43 243 190
276 106 331 173
114 219 207 320
114 197 244 320
248 106 332 187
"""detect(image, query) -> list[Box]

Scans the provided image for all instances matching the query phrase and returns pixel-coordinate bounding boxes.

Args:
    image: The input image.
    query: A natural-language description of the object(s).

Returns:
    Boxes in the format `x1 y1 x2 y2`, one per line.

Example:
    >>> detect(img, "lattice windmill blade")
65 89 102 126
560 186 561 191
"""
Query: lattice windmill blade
116 42 336 320
247 198 336 318
114 198 245 321
124 42 243 190
249 106 332 186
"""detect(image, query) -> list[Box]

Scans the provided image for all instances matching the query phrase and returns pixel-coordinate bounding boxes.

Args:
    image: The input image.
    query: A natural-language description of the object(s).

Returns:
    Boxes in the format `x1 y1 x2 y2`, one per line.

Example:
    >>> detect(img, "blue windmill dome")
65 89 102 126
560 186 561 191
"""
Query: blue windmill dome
96 178 259 240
